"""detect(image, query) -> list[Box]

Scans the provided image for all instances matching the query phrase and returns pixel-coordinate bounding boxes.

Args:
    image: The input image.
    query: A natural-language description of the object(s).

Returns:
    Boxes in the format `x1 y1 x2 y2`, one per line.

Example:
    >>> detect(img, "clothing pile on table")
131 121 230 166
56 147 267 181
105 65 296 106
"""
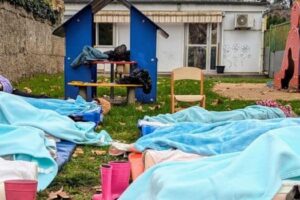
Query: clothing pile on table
104 44 130 61
118 68 152 94
71 44 131 68
71 45 109 67
106 105 300 200
0 92 112 191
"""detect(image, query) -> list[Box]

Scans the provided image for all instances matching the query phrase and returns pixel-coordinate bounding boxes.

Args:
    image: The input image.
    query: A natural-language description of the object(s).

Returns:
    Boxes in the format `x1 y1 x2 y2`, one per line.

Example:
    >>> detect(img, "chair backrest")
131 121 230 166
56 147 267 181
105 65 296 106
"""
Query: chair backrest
171 67 204 95
172 67 203 81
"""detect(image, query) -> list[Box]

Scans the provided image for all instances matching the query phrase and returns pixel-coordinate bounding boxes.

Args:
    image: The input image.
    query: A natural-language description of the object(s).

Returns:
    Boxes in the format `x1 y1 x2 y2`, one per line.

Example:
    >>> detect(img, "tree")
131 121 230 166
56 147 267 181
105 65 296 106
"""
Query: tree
272 0 292 8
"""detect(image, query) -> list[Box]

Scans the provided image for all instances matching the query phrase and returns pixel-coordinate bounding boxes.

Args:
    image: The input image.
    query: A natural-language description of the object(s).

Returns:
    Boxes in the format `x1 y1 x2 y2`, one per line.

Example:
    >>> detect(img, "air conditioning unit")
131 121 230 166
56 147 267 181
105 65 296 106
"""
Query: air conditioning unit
235 14 252 29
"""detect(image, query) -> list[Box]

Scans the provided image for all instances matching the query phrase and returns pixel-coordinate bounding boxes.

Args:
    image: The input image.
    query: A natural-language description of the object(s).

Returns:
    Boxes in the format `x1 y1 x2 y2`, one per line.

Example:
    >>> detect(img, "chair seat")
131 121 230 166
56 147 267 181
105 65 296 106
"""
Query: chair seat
174 95 205 102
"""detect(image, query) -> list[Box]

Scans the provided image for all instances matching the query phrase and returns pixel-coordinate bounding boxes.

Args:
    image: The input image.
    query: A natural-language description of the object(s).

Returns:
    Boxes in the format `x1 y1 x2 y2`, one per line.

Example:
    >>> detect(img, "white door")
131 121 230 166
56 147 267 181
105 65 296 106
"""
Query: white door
186 23 219 72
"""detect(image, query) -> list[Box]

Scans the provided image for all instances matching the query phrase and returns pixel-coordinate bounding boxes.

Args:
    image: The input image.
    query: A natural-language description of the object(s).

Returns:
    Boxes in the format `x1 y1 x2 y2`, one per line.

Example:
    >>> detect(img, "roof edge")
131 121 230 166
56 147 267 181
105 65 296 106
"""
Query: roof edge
64 0 269 6
125 0 269 6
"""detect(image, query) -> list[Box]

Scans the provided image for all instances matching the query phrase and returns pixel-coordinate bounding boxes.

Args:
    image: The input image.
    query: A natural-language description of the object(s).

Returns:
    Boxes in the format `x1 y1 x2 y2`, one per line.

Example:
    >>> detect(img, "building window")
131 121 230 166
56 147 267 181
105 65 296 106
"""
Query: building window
96 23 114 46
186 23 219 71
187 24 207 70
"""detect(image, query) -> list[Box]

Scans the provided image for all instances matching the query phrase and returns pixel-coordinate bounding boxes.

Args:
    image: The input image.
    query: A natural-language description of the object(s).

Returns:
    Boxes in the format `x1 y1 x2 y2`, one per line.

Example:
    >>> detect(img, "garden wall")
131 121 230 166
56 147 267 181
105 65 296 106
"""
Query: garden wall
0 1 65 82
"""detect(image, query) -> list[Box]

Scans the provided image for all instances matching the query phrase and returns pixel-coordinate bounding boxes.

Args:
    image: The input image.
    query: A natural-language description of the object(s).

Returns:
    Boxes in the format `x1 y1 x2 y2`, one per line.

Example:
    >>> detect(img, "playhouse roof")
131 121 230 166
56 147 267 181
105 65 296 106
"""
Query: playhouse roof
53 0 169 38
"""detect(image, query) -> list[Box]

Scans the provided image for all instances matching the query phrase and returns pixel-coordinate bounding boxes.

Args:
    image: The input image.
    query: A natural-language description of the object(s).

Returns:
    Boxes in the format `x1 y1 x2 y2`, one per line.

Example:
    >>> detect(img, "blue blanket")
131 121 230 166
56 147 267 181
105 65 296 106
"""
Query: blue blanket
0 124 57 190
21 95 100 117
0 92 112 190
0 92 111 145
142 105 285 124
121 126 300 200
135 118 300 155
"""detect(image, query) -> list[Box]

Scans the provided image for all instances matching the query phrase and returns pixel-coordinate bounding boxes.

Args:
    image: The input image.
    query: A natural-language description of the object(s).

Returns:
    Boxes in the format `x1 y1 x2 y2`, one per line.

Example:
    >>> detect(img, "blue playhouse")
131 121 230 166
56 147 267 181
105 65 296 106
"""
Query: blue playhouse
53 0 169 103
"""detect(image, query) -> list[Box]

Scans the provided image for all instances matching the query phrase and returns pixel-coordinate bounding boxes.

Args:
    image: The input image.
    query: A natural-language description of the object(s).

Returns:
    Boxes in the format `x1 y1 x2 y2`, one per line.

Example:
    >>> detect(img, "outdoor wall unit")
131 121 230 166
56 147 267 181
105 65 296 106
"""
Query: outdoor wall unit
235 14 252 29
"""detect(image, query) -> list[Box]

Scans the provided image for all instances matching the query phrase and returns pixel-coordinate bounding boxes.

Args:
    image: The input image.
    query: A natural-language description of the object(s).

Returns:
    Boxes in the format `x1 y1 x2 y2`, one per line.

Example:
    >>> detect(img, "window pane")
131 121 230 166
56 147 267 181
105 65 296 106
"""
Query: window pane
210 46 217 70
98 23 113 46
211 23 217 45
189 24 207 45
188 47 206 69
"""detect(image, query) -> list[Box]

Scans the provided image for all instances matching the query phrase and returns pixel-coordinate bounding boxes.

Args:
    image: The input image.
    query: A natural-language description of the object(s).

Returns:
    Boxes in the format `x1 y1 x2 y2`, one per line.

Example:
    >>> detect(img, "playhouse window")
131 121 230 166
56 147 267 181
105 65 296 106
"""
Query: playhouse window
96 23 114 46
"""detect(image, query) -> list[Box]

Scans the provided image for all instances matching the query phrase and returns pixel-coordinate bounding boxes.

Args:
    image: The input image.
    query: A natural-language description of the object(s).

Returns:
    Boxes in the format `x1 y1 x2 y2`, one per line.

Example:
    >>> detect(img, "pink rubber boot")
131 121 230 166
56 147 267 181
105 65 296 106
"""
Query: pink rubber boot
92 164 113 200
109 161 131 199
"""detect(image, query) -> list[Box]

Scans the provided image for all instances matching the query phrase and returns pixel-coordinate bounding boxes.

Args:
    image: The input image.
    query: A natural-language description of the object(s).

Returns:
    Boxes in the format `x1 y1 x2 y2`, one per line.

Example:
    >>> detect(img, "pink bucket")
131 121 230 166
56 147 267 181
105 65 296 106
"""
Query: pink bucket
4 180 37 200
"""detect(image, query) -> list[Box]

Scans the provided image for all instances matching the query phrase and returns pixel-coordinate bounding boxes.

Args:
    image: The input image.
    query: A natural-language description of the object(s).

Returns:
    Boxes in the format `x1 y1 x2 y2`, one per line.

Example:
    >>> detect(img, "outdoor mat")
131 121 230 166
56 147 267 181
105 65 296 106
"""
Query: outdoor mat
56 140 77 170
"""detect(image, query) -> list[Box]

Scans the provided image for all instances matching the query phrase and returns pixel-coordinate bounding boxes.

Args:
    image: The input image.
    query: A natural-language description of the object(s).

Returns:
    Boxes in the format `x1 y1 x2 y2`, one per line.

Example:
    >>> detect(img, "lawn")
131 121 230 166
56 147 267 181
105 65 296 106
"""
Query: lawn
14 73 300 199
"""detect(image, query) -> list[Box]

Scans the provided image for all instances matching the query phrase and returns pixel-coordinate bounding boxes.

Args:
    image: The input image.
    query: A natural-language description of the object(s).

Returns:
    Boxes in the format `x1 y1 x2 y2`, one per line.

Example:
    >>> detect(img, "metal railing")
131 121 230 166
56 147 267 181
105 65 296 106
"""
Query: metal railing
264 22 290 52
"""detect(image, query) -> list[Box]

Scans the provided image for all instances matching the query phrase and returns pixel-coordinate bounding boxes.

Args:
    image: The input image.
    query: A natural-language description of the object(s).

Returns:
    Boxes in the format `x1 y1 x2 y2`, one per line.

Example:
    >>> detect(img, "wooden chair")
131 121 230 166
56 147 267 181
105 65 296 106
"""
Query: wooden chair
171 67 206 113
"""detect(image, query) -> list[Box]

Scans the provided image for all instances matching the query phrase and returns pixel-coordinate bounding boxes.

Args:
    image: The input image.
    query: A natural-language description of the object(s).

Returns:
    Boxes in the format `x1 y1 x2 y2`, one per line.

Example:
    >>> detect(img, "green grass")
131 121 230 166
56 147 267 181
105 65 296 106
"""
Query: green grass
14 73 300 199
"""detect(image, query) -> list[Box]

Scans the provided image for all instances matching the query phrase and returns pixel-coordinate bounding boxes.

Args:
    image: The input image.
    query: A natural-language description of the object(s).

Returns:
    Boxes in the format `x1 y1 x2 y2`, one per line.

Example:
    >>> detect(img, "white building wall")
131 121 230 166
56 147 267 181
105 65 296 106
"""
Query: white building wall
96 23 185 72
156 23 185 72
222 31 262 72
222 12 264 72
116 23 130 48
65 3 267 73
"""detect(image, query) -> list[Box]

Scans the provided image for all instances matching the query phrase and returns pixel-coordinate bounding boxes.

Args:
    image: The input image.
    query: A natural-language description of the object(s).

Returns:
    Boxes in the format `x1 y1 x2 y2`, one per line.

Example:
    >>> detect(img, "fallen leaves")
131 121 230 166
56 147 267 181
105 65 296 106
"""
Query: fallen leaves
72 148 84 158
91 150 106 156
119 122 126 126
88 157 96 161
47 187 70 200
135 105 146 112
23 87 32 93
92 185 102 193
159 102 166 106
148 105 161 111
136 103 164 112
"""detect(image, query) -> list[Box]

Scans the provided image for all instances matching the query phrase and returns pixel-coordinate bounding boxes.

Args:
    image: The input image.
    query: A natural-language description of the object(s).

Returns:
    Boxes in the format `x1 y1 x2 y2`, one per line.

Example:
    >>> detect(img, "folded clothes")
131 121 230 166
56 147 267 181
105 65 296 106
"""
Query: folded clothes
256 100 296 117
71 45 108 67
0 75 13 93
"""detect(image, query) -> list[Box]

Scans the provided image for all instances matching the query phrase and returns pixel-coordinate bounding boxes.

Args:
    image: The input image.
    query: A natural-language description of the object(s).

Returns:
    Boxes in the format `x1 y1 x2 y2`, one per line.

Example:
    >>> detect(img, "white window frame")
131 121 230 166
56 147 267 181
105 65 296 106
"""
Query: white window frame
185 23 220 72
95 23 116 48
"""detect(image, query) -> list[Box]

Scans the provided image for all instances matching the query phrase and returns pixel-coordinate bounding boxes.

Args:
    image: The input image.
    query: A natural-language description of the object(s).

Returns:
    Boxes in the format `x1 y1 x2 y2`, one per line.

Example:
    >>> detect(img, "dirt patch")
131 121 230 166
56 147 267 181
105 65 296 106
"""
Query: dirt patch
213 83 300 101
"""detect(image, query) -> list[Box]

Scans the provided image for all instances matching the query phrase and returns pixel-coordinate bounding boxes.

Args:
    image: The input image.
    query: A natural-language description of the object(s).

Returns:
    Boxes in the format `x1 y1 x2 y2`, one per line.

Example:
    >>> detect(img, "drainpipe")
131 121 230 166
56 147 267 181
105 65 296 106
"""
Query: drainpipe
260 13 267 75
219 12 225 66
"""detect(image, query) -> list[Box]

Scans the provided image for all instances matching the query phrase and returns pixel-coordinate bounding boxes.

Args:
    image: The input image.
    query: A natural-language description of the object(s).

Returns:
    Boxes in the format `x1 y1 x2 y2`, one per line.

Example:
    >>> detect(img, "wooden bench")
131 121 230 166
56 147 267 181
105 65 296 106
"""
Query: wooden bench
68 81 143 104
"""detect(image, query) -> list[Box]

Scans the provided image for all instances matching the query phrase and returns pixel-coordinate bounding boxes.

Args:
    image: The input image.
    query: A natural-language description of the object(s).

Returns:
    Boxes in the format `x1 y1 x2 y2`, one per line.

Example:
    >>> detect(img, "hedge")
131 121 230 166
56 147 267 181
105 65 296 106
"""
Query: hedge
1 0 58 24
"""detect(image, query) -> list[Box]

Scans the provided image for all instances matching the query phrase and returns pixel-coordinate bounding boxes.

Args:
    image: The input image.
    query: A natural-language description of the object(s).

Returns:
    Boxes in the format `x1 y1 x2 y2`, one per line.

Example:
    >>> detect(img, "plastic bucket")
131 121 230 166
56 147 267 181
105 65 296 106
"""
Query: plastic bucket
4 180 37 200
216 66 225 74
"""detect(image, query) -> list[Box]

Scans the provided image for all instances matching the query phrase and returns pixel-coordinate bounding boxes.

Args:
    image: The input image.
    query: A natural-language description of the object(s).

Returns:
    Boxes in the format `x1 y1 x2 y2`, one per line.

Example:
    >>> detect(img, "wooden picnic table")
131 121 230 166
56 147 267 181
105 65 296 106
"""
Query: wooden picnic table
68 81 142 104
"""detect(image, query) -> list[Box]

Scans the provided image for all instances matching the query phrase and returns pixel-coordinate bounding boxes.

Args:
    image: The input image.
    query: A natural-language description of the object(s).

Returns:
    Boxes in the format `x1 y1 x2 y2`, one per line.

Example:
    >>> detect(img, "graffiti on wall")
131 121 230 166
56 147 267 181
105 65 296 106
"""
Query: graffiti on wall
223 43 252 68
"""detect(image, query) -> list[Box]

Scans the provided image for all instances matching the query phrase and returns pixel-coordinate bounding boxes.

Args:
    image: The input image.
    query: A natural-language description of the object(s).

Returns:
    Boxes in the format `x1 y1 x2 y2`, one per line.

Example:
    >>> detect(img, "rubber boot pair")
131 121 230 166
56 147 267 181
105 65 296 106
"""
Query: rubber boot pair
92 161 131 200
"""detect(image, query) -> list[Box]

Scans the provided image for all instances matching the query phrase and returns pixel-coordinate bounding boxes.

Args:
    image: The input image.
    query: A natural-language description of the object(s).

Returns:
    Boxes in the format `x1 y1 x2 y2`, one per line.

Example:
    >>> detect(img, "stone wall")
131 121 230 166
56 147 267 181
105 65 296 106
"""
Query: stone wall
0 1 65 82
